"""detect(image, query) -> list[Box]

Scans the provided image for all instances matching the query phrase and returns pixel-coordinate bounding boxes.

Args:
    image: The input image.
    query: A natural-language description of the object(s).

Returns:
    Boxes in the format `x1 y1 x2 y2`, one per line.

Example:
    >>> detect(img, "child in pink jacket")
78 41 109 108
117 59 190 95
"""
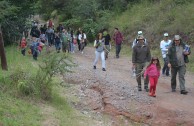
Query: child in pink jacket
144 57 161 97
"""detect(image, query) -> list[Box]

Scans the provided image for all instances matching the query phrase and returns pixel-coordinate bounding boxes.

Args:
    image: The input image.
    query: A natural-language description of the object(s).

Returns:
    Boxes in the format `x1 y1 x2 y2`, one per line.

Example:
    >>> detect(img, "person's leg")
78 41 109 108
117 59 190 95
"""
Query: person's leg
93 51 100 68
105 45 109 59
143 63 149 91
117 44 121 57
162 58 166 75
136 63 143 91
152 77 158 97
21 49 25 56
164 58 170 76
77 40 81 51
178 65 187 94
71 42 74 53
115 45 119 58
23 49 26 56
171 67 178 92
149 77 154 96
100 51 106 70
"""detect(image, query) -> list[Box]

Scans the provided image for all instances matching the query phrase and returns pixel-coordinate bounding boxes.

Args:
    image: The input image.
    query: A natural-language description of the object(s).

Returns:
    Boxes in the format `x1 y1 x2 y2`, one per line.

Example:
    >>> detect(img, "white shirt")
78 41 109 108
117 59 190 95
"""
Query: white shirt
160 39 172 58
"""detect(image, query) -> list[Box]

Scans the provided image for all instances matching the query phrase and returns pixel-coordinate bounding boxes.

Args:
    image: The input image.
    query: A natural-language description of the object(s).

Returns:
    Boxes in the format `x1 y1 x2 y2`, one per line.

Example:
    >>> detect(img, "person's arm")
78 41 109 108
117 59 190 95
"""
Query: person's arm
94 40 97 47
132 47 136 69
144 67 149 78
166 47 171 68
132 39 136 48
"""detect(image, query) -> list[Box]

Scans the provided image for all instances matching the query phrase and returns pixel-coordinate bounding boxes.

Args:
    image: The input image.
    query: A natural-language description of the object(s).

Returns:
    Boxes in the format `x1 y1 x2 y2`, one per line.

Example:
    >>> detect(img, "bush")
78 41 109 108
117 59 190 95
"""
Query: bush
5 51 74 100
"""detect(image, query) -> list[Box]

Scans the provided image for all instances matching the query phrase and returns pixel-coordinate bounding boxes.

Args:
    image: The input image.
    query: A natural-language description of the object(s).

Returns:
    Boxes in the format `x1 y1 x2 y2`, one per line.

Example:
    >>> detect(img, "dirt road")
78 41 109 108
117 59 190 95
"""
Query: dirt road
64 45 194 126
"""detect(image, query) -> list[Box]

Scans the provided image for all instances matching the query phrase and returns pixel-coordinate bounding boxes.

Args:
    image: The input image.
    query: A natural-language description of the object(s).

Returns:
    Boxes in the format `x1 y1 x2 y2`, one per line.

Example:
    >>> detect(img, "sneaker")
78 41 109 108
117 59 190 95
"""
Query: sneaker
180 90 188 95
149 92 153 96
93 66 96 69
81 51 83 54
102 68 106 71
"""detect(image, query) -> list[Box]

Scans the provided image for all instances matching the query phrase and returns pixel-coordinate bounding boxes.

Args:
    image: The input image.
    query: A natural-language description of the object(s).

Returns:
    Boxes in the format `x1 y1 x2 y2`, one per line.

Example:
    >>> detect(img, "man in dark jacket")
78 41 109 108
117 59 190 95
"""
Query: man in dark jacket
167 35 191 94
132 35 151 91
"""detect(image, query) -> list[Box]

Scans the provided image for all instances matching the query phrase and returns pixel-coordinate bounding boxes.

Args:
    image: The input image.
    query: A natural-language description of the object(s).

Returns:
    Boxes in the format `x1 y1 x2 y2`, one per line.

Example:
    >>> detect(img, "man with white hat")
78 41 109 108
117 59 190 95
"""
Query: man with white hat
132 31 147 48
167 35 191 95
160 33 172 77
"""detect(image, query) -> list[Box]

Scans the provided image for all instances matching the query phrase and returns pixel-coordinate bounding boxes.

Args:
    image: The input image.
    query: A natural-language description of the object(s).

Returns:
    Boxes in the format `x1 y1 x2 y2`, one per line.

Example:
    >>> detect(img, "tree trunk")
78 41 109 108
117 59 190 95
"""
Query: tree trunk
0 25 8 70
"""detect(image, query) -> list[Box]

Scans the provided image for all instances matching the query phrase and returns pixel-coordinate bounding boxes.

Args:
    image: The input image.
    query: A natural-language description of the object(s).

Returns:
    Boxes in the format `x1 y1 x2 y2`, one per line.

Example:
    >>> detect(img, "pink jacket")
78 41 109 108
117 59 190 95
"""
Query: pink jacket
144 64 160 78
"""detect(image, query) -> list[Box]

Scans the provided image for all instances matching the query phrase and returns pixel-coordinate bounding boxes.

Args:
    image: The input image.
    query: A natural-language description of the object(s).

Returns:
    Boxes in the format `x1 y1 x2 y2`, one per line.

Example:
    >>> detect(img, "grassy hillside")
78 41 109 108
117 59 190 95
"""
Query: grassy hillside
110 0 194 47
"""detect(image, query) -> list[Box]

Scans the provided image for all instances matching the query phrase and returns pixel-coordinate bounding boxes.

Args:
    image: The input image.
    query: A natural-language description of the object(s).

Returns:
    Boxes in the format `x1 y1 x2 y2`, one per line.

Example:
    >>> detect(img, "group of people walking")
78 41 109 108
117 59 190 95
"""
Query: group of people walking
92 28 191 97
132 31 191 97
21 20 88 60
21 22 191 97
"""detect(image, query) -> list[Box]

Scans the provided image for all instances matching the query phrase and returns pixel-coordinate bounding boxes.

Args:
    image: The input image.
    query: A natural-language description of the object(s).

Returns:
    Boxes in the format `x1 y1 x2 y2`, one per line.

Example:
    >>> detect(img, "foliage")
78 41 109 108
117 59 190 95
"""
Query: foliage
34 52 75 100
0 0 38 45
0 46 75 100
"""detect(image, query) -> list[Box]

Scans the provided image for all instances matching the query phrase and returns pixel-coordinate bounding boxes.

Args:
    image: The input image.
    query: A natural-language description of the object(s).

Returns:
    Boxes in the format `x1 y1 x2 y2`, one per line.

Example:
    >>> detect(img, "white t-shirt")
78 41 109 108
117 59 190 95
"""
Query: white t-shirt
160 39 172 58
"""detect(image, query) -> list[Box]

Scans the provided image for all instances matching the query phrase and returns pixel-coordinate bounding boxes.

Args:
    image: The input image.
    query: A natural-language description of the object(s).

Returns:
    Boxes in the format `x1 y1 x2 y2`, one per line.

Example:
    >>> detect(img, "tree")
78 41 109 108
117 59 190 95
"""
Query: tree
0 25 7 70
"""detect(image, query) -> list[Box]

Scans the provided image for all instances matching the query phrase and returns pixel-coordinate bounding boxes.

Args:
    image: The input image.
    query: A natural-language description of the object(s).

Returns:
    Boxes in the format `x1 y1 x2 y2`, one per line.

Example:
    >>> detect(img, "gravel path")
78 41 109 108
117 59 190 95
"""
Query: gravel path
63 45 194 126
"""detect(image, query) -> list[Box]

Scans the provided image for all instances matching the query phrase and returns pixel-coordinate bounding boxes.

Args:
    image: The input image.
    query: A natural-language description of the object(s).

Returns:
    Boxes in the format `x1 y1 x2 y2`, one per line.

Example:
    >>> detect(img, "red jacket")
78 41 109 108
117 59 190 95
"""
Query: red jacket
20 39 27 48
113 31 123 45
144 64 160 78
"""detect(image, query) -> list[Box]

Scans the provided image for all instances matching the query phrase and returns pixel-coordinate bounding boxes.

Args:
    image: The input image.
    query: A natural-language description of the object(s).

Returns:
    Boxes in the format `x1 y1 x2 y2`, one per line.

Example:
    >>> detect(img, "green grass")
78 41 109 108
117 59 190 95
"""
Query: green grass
0 92 41 126
0 46 107 126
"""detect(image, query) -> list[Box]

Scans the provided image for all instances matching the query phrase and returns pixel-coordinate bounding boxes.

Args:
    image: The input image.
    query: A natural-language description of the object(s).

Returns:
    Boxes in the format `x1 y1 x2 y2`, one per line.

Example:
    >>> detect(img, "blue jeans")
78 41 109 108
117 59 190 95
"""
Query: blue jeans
55 42 61 51
70 42 74 52
162 58 170 76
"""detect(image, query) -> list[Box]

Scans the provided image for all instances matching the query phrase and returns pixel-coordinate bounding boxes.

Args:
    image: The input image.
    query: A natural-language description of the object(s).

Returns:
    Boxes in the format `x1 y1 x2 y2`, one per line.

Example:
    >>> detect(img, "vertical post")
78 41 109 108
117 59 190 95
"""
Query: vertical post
0 25 8 70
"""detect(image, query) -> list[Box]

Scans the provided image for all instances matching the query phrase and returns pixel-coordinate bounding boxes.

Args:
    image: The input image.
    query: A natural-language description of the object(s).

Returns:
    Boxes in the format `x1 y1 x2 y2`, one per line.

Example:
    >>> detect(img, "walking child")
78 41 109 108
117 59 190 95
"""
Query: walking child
20 37 27 56
144 57 161 97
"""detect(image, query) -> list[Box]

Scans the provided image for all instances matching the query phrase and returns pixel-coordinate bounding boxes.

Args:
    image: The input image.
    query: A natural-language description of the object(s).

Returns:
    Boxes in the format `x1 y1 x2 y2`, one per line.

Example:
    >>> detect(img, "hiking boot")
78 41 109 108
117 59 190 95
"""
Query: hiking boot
144 86 149 92
145 88 149 92
180 90 188 95
93 66 96 69
172 89 176 92
138 87 142 91
102 68 106 71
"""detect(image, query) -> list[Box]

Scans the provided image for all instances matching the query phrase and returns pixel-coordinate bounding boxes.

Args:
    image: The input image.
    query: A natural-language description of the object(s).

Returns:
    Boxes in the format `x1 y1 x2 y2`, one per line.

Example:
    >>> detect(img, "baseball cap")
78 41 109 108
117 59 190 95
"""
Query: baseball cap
138 31 143 35
164 33 168 37
174 35 181 40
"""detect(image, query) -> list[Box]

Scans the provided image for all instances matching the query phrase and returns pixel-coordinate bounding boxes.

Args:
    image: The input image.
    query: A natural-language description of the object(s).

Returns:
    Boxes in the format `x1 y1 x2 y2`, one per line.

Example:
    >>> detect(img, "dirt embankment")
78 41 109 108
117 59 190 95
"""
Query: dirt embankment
63 46 194 126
